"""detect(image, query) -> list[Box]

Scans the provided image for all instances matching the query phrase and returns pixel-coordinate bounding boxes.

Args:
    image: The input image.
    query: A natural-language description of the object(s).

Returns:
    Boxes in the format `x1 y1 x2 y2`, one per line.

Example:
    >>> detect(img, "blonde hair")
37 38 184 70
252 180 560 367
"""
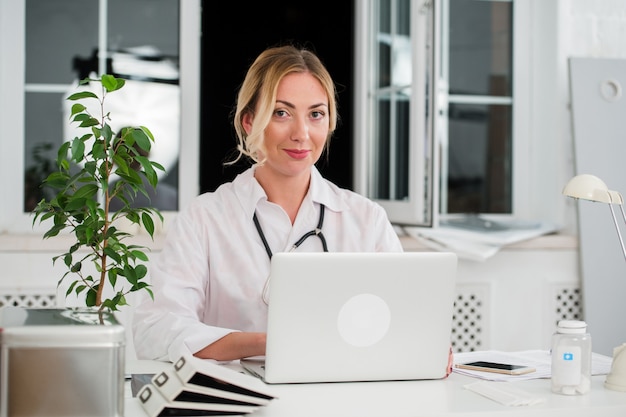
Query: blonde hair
230 45 338 165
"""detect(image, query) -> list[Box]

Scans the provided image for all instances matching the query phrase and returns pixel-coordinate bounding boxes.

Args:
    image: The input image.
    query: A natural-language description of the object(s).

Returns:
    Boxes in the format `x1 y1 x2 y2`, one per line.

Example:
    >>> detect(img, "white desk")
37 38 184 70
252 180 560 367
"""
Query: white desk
124 360 626 417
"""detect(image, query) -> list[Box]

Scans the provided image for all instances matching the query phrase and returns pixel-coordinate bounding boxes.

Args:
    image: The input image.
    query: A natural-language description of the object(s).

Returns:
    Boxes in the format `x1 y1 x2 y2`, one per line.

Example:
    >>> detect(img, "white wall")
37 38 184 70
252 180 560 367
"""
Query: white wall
557 0 626 234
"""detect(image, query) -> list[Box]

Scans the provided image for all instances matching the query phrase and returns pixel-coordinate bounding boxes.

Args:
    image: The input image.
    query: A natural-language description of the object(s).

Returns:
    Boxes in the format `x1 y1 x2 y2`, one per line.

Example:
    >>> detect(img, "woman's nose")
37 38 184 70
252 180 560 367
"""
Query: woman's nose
290 117 309 141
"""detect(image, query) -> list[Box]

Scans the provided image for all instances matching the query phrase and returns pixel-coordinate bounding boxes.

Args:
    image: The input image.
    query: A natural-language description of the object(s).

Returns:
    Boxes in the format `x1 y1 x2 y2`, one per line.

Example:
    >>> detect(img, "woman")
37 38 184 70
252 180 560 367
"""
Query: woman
132 45 403 363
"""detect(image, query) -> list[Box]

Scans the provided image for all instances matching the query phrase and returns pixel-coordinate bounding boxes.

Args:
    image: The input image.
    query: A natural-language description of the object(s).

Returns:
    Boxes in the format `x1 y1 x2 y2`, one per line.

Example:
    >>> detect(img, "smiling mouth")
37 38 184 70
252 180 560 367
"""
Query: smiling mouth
284 149 310 159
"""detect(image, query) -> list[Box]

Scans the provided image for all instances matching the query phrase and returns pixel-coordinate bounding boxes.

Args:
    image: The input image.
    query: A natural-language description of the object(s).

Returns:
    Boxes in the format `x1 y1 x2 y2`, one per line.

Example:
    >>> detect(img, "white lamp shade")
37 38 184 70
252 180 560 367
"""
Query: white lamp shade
562 174 617 204
609 190 625 205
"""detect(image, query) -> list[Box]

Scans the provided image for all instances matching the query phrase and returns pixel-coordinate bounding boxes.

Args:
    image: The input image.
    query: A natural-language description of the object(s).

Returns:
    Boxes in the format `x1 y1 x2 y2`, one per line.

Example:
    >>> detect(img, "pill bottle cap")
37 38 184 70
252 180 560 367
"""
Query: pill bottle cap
557 320 587 334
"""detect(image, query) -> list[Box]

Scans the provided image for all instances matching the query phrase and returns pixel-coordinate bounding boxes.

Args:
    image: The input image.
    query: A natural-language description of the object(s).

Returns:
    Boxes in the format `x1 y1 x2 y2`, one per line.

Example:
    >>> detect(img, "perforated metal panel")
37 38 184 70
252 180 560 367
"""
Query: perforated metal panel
451 284 490 353
554 285 583 326
0 292 56 308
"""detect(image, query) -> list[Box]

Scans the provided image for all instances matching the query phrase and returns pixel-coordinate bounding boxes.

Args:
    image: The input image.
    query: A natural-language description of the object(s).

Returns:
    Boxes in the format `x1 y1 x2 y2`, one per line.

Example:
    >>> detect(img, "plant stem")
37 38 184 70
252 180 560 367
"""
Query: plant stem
96 86 110 308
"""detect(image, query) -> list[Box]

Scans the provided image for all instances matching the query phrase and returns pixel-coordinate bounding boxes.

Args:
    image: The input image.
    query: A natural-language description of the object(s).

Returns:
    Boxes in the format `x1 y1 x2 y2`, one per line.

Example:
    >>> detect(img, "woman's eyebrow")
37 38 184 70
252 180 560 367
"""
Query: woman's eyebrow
276 99 328 110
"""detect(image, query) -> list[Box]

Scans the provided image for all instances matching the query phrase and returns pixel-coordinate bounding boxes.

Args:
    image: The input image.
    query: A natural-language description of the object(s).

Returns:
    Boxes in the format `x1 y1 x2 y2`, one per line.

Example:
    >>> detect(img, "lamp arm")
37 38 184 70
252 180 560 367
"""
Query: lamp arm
618 203 626 225
608 204 626 262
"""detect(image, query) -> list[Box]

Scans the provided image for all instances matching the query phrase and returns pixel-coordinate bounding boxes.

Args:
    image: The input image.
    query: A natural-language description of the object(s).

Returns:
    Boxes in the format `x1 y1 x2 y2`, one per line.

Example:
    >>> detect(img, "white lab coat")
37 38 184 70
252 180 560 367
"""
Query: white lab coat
132 166 403 361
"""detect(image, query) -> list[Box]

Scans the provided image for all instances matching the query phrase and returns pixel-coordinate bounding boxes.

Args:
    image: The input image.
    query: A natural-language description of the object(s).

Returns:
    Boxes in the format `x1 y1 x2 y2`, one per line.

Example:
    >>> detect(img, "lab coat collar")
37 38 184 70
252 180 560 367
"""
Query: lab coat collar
308 166 350 213
232 165 349 220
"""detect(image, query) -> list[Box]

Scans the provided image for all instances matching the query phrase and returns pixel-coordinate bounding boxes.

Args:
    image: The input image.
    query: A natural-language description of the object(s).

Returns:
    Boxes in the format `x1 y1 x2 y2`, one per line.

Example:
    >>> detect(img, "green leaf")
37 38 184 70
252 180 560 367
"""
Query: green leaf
56 141 71 168
85 289 97 307
103 246 122 263
73 184 99 200
45 172 71 189
70 261 82 273
113 154 130 176
101 74 116 91
124 265 138 285
142 212 155 237
43 226 63 238
70 103 87 117
84 197 98 215
132 128 151 152
102 74 125 92
64 197 87 212
91 142 105 160
66 281 78 296
125 167 143 186
108 268 118 288
135 264 148 280
101 299 119 312
71 136 86 162
139 126 155 141
118 294 128 306
151 161 165 172
126 211 139 224
132 250 149 262
67 91 98 101
69 243 80 254
78 117 99 128
136 156 157 187
63 253 72 267
144 287 154 300
102 122 113 144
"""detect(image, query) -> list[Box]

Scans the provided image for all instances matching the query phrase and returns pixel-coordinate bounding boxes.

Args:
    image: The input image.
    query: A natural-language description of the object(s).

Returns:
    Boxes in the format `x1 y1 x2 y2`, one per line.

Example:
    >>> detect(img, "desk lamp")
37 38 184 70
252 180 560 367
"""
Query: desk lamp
563 173 626 391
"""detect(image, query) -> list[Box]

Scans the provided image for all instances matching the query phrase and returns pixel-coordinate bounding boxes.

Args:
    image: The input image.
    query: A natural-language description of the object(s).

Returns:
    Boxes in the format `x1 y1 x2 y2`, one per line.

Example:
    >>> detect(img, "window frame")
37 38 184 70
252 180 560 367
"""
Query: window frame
354 0 438 227
0 0 200 235
354 0 535 226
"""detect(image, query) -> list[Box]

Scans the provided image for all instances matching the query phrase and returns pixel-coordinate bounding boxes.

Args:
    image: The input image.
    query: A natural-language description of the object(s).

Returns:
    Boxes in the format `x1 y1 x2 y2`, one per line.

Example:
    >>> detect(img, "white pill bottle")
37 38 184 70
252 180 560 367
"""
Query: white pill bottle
551 320 592 395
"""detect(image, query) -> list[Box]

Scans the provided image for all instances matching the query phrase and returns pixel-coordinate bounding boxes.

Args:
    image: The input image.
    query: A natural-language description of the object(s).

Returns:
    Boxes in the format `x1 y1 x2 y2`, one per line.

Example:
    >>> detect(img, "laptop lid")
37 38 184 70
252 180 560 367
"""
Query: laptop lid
243 251 458 384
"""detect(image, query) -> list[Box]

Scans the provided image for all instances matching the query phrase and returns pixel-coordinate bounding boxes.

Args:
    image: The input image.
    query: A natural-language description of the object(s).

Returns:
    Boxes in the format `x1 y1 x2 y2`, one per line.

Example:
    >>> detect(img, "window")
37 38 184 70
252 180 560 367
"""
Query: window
354 0 436 226
0 0 200 234
443 0 513 215
355 0 525 226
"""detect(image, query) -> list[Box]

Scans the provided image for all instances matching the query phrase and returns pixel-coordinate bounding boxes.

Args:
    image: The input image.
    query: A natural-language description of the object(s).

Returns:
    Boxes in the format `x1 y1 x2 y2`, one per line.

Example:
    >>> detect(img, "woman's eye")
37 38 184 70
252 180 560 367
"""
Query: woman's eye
274 109 288 117
311 110 325 119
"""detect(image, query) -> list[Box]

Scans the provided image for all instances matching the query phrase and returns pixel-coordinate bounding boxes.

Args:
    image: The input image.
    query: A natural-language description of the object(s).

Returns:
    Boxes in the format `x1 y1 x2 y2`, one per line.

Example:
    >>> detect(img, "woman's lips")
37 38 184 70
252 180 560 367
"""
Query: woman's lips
284 149 310 160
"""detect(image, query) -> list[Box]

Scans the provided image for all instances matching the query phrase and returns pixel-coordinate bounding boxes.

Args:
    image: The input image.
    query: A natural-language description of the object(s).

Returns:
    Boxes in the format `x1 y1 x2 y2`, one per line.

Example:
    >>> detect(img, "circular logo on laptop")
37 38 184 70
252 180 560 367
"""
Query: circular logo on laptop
336 293 391 347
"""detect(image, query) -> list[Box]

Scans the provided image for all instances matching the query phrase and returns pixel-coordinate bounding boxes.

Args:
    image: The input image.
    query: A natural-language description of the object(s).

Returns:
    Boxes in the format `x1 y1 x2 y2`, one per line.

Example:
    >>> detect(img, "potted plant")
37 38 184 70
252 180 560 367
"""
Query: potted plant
0 74 166 417
32 74 163 312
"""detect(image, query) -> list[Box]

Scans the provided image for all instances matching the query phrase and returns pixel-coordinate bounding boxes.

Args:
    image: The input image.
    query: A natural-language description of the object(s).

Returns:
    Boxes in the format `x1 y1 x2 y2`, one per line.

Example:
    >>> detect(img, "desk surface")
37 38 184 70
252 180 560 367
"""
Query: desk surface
124 360 626 417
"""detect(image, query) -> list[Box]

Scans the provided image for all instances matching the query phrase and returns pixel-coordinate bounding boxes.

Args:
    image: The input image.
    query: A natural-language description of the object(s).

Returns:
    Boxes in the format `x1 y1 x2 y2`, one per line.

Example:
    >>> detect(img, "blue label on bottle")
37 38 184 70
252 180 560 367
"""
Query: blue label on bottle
563 352 574 360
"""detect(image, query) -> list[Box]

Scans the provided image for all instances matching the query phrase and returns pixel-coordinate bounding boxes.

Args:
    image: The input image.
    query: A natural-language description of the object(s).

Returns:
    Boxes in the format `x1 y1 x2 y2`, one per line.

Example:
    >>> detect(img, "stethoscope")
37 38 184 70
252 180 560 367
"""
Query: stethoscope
253 204 328 304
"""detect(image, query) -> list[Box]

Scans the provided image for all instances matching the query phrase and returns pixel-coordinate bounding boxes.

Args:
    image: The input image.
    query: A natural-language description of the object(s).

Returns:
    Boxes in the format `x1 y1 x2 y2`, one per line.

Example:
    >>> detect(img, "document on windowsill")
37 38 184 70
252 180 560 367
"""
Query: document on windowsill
453 350 613 381
403 217 558 262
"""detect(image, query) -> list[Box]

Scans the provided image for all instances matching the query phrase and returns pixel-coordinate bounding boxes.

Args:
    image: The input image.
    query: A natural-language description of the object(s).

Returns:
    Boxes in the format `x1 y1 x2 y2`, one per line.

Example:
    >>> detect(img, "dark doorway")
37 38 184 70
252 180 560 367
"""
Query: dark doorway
200 1 355 193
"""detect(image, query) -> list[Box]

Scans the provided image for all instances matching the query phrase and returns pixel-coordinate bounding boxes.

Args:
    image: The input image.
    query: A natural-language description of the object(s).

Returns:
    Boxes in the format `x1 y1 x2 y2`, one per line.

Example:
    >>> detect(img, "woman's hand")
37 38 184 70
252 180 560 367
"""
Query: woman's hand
446 345 454 377
194 332 266 361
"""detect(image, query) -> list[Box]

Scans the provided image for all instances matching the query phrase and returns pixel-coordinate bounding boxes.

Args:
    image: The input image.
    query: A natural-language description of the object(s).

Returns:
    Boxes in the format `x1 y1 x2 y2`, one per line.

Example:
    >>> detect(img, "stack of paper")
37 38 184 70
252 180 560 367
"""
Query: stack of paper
404 216 558 262
136 355 278 417
464 380 546 406
453 350 613 382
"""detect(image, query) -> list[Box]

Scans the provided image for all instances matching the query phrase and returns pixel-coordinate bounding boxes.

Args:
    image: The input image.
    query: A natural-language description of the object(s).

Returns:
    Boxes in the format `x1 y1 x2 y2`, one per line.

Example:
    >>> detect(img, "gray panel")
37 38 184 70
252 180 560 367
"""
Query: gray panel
569 57 626 356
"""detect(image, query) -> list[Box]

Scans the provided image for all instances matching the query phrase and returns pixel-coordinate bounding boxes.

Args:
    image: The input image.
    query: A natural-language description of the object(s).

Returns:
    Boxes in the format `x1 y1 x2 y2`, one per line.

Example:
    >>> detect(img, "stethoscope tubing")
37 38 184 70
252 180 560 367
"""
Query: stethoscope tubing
255 204 328 306
253 204 328 260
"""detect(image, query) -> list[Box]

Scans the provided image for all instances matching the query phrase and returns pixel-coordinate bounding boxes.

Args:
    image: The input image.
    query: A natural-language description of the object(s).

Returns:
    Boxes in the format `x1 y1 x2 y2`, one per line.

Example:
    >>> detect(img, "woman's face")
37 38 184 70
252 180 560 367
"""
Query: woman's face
245 72 330 180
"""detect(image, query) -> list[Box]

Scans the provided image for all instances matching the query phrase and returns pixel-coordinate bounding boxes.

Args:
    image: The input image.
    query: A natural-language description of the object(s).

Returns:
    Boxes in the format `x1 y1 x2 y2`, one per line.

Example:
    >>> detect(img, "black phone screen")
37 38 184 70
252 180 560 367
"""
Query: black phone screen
463 361 525 370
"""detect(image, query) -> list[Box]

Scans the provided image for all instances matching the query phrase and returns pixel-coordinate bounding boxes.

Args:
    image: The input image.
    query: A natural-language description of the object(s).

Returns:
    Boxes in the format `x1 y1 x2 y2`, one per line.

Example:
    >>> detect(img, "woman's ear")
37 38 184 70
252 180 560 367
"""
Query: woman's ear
242 112 254 135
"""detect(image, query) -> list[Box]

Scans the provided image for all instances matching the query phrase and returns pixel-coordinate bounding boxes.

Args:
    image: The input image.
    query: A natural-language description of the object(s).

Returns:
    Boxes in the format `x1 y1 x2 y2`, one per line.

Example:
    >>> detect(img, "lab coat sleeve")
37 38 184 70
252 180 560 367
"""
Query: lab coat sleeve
132 201 235 362
373 203 404 252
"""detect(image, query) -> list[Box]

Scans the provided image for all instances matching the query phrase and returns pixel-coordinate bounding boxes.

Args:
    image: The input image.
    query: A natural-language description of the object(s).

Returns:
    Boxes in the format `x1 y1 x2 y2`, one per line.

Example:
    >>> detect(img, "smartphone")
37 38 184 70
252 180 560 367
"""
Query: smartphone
455 361 536 375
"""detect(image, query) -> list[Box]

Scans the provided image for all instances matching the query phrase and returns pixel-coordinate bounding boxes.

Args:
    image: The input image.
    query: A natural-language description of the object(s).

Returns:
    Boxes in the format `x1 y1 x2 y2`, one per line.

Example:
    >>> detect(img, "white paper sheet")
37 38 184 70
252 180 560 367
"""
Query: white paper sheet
453 350 613 382
404 218 558 262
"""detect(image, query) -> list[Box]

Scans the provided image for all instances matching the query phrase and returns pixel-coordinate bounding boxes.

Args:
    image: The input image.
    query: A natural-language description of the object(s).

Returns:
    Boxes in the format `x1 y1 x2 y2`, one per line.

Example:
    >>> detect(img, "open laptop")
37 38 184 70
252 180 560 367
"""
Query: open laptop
241 251 458 384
